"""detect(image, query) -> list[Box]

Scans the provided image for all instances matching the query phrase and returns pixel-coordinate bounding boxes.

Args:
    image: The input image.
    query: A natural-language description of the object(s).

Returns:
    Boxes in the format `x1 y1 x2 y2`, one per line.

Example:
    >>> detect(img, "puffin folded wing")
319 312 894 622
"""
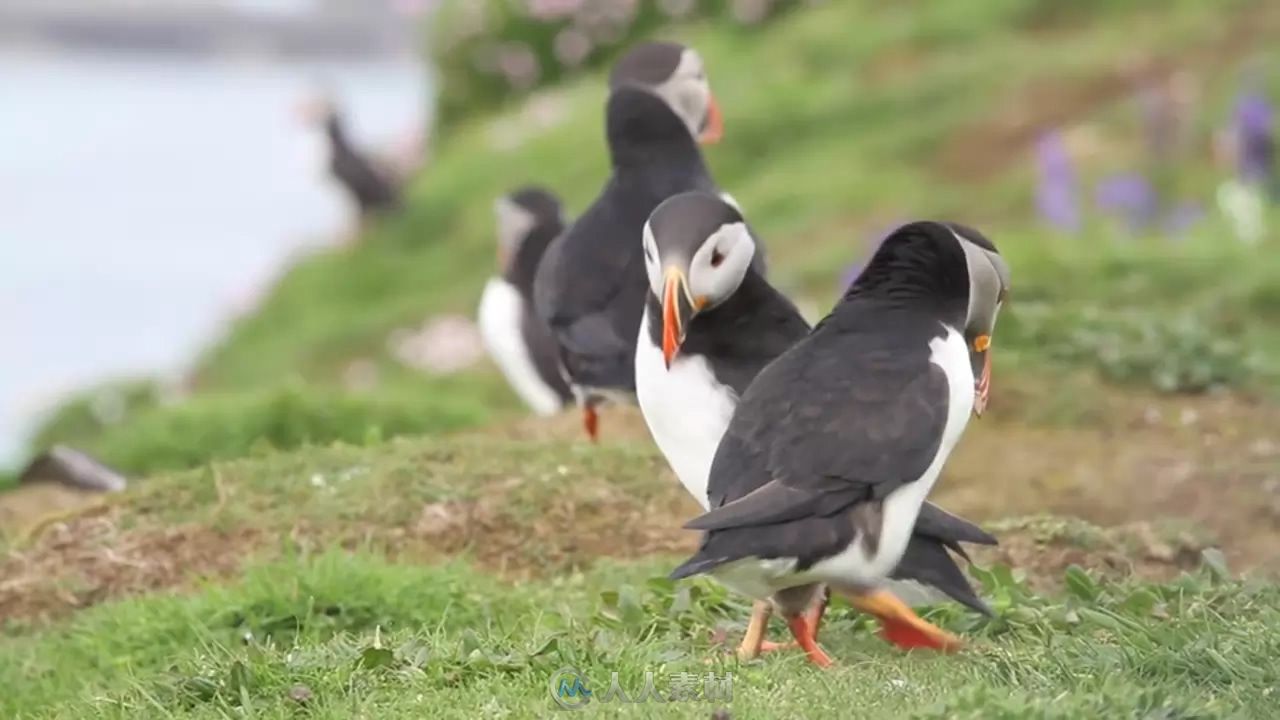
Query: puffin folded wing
555 313 636 390
682 479 863 531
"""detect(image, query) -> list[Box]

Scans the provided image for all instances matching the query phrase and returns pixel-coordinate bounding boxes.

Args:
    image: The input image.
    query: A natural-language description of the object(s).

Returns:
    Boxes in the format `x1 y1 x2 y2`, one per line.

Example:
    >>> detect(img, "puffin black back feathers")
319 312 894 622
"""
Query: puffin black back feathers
533 82 716 398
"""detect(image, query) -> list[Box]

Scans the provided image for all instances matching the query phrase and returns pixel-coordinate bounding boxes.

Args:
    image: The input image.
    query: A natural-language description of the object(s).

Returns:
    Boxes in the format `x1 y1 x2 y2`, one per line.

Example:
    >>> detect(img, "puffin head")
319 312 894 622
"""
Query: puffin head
493 186 564 275
850 221 1010 417
608 41 723 145
643 192 757 367
947 222 1010 417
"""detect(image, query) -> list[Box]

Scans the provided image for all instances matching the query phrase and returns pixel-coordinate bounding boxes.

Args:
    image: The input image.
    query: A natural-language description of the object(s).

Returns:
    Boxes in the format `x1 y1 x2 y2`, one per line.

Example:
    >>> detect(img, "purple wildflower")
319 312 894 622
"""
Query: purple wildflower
1235 90 1275 186
1034 130 1080 233
1163 201 1203 239
1095 173 1159 233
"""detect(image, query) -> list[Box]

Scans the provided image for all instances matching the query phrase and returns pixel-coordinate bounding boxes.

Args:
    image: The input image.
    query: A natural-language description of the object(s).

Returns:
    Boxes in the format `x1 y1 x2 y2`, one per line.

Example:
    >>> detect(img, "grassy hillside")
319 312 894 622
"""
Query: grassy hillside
5 1 1280 717
2 428 1278 717
17 0 1280 475
201 0 1280 393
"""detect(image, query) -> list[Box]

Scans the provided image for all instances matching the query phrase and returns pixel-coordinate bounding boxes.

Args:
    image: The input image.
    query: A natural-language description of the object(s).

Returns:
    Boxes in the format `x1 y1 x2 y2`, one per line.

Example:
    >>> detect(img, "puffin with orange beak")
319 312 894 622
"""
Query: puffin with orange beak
668 220 1010 667
533 41 748 443
636 195 1003 665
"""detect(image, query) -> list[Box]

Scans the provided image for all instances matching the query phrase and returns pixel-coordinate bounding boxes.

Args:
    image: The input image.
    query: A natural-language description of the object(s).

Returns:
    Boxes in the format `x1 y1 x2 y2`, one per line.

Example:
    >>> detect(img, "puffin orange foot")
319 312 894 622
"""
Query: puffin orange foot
786 615 834 668
582 406 599 443
848 589 963 652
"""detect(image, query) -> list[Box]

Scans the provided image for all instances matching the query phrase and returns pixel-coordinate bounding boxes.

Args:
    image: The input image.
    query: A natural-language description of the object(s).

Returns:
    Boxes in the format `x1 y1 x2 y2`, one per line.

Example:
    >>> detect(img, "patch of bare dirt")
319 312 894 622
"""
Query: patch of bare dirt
970 517 1214 592
0 508 258 624
939 384 1280 575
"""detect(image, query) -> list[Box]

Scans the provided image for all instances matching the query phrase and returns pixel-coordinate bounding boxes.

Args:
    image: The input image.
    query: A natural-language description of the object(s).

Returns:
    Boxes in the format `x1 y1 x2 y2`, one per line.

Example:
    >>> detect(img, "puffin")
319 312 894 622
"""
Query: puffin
669 220 1010 667
635 193 997 662
298 94 402 222
533 40 760 442
477 187 575 415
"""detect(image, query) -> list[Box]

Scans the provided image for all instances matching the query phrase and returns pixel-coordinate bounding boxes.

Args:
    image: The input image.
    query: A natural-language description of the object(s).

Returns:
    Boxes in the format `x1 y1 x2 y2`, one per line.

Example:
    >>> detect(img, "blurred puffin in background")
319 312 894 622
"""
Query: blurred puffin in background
296 91 409 235
533 40 761 442
478 187 574 415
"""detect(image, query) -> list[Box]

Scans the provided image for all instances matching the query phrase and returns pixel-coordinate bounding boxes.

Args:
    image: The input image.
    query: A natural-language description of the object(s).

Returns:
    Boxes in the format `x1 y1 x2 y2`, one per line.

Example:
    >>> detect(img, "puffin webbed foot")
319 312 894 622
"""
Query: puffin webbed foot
847 589 963 652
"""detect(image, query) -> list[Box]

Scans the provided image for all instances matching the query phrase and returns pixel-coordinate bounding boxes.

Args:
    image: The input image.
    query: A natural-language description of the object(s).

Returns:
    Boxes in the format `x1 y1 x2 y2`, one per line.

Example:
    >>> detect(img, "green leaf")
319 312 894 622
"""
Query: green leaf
529 635 560 657
459 628 483 656
357 646 396 671
1121 588 1159 616
1200 548 1230 581
226 661 250 697
1063 565 1099 601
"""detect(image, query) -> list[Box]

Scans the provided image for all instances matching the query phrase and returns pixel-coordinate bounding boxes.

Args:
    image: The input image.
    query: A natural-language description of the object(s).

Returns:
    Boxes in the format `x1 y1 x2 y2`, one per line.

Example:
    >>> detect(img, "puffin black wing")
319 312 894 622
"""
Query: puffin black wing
532 183 659 393
689 308 952 533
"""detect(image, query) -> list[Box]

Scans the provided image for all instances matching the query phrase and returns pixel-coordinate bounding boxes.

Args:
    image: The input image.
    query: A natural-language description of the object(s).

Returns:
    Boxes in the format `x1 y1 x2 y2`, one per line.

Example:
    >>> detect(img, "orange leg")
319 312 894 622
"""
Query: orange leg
736 601 799 661
846 589 963 652
582 405 599 443
785 613 834 668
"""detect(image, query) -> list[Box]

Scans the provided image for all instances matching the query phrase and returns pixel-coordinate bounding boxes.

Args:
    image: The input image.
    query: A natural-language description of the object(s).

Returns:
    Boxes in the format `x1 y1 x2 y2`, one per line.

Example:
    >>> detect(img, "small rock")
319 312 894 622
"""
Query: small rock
288 684 314 705
342 359 380 392
389 314 485 374
19 446 127 493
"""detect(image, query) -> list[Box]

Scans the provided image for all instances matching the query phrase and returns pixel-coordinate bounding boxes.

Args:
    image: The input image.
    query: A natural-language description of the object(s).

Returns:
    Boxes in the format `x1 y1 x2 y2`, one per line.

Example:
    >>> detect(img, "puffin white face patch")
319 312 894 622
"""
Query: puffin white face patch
494 196 537 263
688 222 754 307
651 49 712 142
642 221 665 298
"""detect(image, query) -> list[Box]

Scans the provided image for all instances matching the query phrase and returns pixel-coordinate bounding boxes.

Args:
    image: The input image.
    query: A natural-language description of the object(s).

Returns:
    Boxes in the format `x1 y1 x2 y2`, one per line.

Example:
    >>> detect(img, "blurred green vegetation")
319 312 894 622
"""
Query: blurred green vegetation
15 0 1280 478
32 380 515 478
430 0 801 128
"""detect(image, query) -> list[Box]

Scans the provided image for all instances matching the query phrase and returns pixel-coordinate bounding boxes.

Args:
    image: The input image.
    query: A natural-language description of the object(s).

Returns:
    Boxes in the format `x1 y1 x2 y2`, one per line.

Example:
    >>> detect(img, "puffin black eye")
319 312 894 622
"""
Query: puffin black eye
710 248 725 268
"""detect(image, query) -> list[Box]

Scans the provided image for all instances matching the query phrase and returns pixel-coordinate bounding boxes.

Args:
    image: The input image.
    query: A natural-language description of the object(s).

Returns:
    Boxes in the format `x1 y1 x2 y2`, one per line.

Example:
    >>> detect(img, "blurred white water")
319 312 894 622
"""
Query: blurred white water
0 49 431 464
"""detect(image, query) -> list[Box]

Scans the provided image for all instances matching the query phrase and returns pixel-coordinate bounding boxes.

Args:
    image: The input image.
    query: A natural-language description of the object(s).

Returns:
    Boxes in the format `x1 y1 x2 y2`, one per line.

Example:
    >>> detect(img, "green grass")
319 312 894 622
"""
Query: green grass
3 551 1276 719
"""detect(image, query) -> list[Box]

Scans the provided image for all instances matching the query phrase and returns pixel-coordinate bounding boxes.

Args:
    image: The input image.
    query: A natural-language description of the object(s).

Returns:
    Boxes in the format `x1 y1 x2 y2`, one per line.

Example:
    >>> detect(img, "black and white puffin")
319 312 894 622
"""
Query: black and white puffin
298 95 402 221
669 220 1010 667
533 40 760 441
636 194 997 662
477 187 575 416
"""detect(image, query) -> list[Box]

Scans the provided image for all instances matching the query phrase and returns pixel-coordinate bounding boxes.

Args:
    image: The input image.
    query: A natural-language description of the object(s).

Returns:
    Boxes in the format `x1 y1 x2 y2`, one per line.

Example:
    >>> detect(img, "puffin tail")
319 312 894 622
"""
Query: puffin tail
914 501 998 554
892 535 993 617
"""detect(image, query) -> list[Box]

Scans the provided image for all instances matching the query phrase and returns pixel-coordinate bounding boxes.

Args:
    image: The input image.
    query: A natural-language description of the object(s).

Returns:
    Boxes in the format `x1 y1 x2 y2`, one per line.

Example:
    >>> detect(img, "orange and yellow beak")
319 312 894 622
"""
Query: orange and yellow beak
972 334 992 417
698 93 724 145
661 267 703 368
